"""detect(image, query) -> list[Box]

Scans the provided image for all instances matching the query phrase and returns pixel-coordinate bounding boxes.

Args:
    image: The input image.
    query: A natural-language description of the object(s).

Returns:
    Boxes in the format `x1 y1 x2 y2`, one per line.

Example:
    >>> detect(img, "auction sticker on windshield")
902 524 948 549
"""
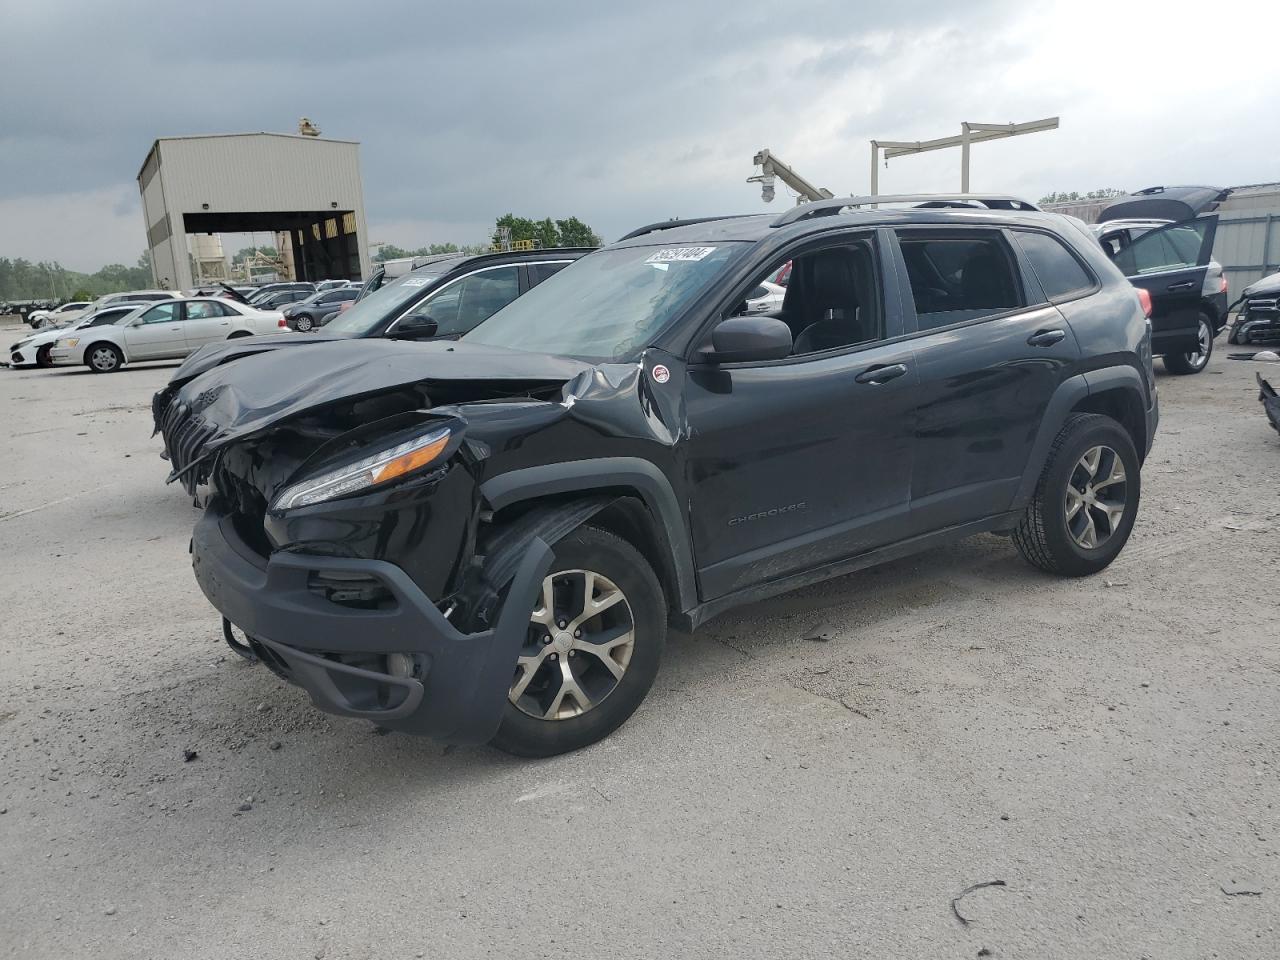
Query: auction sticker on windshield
402 277 432 287
645 247 717 263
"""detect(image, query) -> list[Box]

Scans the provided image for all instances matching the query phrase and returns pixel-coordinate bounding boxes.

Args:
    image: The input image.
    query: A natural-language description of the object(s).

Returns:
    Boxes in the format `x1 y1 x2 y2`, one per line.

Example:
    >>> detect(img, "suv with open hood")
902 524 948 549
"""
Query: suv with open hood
165 195 1157 756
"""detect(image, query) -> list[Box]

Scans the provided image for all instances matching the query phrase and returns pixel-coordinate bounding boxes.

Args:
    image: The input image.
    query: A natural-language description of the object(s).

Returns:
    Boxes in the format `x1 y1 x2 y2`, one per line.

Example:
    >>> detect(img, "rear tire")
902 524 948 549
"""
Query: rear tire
1163 312 1213 374
1013 413 1141 577
489 526 666 757
86 343 123 373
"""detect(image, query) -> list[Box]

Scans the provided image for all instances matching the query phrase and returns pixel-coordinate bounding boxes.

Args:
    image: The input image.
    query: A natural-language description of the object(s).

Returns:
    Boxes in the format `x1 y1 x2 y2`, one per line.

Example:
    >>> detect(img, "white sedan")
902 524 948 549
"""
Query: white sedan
50 298 289 373
27 301 92 328
8 303 144 368
744 280 786 314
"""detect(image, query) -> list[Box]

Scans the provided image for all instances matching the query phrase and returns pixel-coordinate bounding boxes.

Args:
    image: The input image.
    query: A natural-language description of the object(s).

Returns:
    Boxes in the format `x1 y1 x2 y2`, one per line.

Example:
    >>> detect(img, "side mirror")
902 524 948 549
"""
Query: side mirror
702 316 792 364
391 317 439 340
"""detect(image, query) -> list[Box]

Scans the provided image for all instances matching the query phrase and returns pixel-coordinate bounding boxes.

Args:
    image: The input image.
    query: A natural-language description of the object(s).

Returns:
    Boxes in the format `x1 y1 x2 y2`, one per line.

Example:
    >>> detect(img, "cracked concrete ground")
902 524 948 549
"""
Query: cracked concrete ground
2 332 1278 959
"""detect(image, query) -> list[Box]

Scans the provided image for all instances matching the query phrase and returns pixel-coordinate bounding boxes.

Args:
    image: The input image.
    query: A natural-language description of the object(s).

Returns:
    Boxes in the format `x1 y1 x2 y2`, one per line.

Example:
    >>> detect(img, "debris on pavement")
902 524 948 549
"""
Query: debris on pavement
182 749 198 763
951 880 1008 925
1259 376 1280 435
1221 879 1263 897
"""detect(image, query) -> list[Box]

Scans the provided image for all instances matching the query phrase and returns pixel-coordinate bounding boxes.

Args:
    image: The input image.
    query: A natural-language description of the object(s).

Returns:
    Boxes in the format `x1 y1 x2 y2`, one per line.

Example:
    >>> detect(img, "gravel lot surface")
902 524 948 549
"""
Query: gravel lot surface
2 330 1278 959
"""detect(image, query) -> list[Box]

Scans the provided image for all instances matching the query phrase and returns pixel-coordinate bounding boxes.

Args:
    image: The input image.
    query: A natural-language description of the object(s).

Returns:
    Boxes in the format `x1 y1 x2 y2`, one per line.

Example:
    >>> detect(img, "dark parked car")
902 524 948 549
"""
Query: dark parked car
152 248 592 426
163 195 1155 757
253 289 314 311
247 282 315 305
1093 186 1230 374
283 287 360 331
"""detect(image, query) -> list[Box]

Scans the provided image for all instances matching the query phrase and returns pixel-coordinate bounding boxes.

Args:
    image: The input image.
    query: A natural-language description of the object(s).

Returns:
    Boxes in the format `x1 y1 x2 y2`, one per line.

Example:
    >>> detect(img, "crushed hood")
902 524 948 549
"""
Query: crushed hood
1244 270 1280 298
167 333 342 388
176 337 591 450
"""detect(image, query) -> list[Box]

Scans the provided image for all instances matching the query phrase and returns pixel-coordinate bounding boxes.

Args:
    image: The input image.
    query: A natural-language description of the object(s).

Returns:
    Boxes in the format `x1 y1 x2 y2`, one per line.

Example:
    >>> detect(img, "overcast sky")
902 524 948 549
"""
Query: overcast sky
2 0 1278 271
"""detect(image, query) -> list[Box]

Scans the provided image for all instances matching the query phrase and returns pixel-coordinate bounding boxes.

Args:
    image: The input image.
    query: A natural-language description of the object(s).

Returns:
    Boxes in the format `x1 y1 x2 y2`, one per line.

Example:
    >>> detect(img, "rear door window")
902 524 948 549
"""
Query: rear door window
896 232 1025 329
1013 231 1095 301
1112 218 1215 276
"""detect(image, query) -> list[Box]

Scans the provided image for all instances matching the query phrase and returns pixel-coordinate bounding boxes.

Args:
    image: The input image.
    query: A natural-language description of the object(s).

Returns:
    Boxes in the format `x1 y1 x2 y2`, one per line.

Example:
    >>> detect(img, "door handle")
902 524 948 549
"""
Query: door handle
1027 328 1066 347
169 326 181 331
219 321 230 326
1166 280 1196 291
854 362 908 384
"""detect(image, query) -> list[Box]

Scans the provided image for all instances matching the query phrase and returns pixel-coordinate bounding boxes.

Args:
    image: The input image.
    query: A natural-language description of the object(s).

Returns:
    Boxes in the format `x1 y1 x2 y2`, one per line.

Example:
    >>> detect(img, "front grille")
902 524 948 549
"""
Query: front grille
162 402 219 494
10 350 24 364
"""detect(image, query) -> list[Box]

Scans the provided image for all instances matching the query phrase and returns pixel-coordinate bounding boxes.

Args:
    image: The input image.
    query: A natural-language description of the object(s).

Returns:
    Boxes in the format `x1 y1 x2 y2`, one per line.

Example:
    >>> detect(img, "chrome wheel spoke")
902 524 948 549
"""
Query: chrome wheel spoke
1092 458 1126 492
1079 446 1102 479
544 659 593 720
510 649 549 701
1078 511 1098 549
1098 498 1126 532
530 576 557 627
1065 487 1085 520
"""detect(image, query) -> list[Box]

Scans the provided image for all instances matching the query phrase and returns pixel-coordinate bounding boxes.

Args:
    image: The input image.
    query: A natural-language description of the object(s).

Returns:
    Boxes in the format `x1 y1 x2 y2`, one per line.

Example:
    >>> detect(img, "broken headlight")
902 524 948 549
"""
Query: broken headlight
272 426 451 511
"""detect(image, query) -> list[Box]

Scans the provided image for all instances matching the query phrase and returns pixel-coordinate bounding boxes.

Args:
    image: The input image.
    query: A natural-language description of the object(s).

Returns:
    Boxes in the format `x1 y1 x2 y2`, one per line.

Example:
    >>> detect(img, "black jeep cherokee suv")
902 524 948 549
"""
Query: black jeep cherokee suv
166 195 1157 757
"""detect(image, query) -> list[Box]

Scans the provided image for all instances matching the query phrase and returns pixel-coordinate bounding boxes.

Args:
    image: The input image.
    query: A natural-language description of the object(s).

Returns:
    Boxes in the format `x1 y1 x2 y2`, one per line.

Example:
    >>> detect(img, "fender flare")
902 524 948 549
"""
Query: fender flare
1012 368 1149 508
479 458 698 614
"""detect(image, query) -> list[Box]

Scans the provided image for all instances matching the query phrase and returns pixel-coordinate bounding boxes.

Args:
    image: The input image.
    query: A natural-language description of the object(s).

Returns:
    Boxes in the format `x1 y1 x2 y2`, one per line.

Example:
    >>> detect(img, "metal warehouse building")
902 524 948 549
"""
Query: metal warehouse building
137 132 371 290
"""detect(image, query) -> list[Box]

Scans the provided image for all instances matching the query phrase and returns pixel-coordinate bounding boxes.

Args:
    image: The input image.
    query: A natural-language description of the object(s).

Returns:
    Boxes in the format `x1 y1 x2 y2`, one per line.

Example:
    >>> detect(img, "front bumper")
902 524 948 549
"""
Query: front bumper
192 504 552 743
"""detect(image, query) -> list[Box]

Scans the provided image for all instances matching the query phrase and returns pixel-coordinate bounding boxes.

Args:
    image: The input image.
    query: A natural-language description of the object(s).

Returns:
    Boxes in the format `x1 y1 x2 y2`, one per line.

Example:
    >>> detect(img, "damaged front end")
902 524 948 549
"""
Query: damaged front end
178 338 601 742
1260 375 1280 436
1231 271 1280 346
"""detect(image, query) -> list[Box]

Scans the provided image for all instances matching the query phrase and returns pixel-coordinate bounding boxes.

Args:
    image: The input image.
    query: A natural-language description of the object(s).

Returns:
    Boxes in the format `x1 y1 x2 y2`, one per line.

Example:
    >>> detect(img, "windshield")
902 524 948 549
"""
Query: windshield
322 271 447 337
463 243 747 361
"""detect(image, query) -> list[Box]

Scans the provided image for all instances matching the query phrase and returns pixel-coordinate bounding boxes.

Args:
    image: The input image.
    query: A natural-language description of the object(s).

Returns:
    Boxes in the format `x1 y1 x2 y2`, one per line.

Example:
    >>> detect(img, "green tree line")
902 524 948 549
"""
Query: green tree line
0 252 153 303
374 214 602 263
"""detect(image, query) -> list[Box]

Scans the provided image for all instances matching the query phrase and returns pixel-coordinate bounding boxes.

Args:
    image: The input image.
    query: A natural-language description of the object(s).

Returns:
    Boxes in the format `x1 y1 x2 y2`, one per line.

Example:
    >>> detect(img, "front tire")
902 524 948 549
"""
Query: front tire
86 343 123 373
295 315 314 332
1013 413 1141 577
489 526 666 757
36 345 53 368
1164 313 1213 374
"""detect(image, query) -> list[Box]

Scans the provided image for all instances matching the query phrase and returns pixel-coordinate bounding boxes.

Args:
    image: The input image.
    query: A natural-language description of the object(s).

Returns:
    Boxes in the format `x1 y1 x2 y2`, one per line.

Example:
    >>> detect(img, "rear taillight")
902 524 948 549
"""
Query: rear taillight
278 318 288 328
1219 275 1228 294
1136 287 1153 318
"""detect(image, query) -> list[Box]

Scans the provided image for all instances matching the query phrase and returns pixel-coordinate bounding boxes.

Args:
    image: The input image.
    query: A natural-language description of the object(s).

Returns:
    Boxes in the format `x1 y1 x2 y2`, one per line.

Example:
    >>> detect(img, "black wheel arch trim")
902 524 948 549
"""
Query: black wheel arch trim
1012 368 1151 510
479 458 698 615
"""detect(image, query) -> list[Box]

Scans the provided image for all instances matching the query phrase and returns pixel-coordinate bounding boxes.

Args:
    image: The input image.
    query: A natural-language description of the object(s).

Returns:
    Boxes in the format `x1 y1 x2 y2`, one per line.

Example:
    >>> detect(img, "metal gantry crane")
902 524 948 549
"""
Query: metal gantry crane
750 116 1059 204
748 148 834 204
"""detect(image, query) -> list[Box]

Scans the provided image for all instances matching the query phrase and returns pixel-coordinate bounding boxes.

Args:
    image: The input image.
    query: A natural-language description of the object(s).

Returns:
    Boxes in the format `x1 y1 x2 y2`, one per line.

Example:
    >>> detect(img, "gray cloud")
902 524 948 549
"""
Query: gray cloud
2 0 1278 270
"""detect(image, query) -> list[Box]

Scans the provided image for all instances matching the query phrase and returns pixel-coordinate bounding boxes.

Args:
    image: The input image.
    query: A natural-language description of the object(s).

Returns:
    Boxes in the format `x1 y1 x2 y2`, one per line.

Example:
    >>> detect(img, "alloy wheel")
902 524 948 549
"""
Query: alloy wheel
1064 445 1127 549
1185 319 1211 370
510 569 636 721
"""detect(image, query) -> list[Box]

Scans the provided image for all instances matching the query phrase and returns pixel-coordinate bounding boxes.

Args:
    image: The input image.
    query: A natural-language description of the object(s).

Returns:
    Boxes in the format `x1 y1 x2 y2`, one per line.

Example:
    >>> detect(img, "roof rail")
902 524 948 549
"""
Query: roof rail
617 215 758 242
770 194 1040 228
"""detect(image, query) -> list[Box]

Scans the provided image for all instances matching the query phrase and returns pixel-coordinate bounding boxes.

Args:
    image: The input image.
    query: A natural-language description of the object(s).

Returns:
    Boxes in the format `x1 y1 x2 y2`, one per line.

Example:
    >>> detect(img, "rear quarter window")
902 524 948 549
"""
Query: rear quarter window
1013 230 1095 301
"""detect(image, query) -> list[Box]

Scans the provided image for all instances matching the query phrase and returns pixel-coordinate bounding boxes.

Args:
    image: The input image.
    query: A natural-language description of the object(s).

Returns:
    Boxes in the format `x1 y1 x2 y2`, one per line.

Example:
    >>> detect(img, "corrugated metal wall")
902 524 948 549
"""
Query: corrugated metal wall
1213 210 1280 294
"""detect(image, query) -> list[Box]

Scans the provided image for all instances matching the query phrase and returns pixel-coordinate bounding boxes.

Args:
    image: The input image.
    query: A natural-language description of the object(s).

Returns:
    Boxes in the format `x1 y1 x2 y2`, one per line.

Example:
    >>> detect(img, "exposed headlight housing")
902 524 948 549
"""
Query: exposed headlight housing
272 427 452 511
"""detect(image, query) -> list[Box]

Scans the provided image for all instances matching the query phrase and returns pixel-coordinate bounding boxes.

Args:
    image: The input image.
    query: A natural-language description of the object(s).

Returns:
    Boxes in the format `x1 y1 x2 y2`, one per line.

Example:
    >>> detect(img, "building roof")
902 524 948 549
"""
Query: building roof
137 132 359 181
